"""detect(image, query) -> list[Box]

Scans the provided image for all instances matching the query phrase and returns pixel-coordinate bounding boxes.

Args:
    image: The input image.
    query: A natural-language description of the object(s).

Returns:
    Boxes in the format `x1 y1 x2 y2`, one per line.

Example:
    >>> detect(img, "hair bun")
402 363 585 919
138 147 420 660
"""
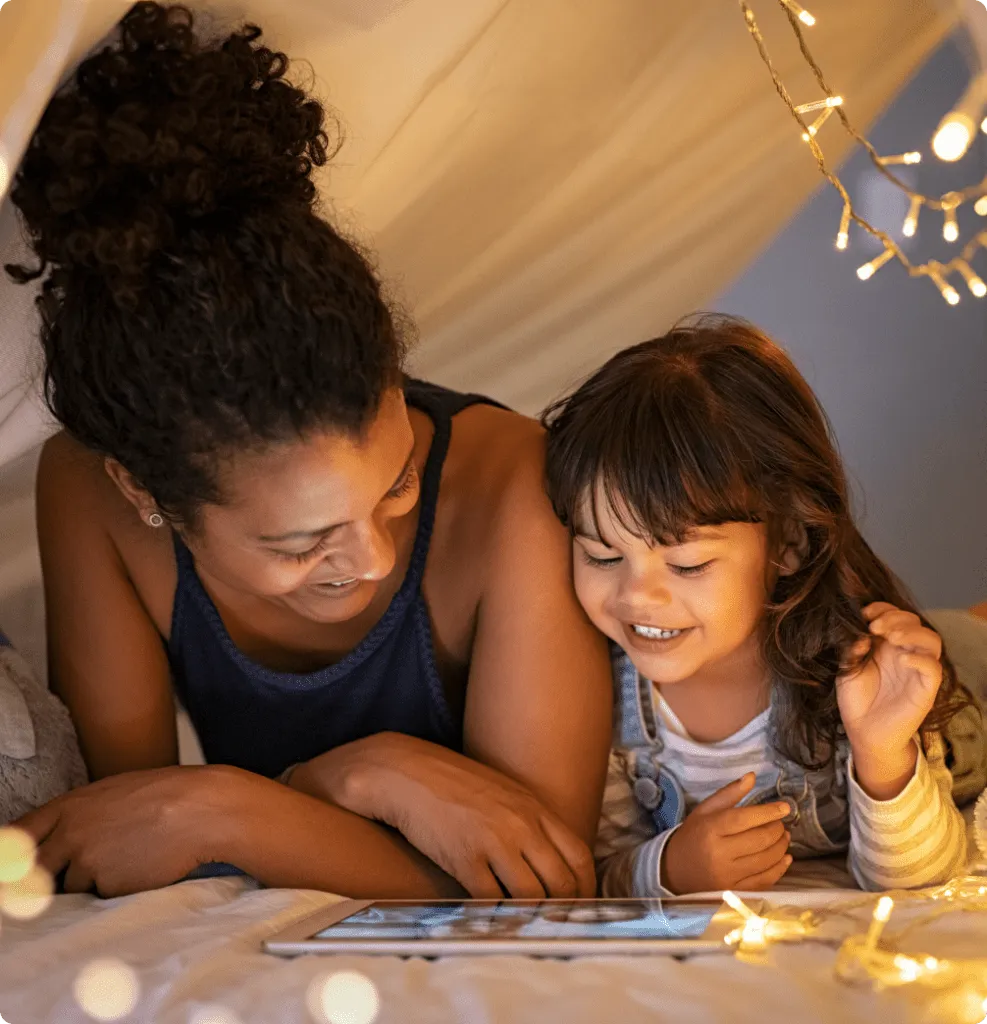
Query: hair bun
7 1 336 303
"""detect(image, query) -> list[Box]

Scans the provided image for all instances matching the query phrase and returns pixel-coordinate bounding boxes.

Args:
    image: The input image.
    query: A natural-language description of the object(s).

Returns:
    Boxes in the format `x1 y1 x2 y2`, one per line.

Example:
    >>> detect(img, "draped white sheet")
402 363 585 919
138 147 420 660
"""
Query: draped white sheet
0 0 954 464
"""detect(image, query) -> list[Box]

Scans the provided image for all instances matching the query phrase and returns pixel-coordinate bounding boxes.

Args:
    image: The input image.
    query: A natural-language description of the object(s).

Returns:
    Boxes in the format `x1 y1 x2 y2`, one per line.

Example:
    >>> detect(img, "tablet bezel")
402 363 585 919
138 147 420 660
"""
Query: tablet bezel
263 897 758 957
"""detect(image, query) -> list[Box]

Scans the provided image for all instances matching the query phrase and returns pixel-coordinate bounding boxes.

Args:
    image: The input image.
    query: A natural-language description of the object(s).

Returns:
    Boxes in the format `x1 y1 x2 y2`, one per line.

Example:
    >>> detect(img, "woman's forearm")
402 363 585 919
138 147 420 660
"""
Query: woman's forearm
202 765 464 899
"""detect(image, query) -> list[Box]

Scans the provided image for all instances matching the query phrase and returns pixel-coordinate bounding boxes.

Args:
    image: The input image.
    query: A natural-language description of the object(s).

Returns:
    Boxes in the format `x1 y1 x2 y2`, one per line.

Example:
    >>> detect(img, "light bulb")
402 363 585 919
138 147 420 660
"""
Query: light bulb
975 196 987 216
933 115 974 162
929 270 961 305
944 206 960 242
795 96 843 115
835 203 851 250
902 196 922 238
956 261 986 297
857 248 894 281
781 0 816 25
878 152 922 166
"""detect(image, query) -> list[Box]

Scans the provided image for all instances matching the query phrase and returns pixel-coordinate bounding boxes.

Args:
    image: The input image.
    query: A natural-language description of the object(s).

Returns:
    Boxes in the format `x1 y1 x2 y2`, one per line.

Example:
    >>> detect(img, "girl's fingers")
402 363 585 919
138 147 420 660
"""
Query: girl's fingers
735 854 793 891
868 611 942 656
861 602 898 622
732 833 791 876
901 652 943 692
728 820 788 857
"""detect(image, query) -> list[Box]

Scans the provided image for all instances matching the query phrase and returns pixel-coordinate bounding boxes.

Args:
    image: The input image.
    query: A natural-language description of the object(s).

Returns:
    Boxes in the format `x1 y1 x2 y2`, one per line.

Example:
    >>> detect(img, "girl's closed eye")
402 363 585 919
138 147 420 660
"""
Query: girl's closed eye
581 550 623 569
670 560 713 577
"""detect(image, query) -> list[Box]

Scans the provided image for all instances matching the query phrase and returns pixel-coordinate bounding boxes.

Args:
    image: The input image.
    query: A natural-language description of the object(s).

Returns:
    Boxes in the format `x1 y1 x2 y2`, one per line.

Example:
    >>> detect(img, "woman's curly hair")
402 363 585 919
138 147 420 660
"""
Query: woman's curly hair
5 1 410 526
542 315 972 770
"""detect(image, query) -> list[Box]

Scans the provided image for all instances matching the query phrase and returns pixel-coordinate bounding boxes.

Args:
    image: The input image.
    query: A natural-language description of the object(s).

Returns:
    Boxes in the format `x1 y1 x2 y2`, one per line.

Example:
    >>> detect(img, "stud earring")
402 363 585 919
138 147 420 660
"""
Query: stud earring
146 512 165 529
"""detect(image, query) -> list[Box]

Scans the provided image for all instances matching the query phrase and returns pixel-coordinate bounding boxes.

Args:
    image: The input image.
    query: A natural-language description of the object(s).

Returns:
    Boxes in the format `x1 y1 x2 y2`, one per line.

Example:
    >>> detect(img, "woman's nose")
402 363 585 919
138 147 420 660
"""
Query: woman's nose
332 519 396 582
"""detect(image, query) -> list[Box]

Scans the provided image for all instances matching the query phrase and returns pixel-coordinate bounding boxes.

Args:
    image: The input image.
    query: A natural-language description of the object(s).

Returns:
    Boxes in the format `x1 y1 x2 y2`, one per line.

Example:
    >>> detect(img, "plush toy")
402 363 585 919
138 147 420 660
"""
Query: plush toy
0 630 87 823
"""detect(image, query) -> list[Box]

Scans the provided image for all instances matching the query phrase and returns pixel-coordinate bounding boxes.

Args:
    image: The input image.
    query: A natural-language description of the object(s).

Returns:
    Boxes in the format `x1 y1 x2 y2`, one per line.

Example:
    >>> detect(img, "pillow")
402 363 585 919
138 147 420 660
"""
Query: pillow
0 628 87 824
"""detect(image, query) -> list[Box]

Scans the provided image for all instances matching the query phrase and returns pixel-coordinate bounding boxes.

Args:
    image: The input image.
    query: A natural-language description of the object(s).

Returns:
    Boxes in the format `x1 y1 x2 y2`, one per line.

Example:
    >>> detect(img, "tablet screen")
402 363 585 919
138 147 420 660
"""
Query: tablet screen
314 900 721 942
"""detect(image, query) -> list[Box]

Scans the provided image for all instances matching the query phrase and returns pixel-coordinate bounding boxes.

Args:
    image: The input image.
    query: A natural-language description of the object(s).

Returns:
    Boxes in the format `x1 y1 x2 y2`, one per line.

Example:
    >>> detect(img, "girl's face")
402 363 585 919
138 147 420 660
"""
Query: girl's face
572 488 773 686
185 387 421 624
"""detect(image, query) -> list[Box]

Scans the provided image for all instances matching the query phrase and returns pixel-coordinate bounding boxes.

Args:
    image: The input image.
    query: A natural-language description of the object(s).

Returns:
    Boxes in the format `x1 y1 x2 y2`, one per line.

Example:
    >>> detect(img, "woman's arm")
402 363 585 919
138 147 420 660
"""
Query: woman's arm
463 425 613 845
36 434 179 777
31 435 465 897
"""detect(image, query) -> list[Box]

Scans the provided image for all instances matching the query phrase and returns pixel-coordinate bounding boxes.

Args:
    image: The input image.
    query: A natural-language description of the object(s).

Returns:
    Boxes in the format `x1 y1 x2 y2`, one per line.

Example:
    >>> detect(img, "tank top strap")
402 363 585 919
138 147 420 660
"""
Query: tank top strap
402 377 508 592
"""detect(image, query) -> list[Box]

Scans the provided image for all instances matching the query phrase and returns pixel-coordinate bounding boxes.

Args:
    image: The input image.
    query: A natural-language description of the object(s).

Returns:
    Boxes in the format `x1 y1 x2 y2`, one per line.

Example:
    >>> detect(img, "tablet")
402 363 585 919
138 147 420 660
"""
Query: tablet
263 897 759 957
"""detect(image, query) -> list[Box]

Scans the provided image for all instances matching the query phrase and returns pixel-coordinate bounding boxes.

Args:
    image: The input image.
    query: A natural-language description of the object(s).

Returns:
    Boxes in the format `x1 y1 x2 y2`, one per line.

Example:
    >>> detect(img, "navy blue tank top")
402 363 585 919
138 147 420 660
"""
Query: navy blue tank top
167 379 504 779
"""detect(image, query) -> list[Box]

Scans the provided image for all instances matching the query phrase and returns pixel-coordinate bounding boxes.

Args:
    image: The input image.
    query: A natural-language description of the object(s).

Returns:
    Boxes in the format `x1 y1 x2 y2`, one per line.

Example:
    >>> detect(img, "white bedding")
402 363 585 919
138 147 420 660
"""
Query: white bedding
0 849 984 1024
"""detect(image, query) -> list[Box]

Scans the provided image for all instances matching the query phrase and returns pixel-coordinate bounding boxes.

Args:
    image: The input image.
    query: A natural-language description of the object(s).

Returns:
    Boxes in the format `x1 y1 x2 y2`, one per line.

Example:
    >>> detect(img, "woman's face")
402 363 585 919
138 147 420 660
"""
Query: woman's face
186 387 421 624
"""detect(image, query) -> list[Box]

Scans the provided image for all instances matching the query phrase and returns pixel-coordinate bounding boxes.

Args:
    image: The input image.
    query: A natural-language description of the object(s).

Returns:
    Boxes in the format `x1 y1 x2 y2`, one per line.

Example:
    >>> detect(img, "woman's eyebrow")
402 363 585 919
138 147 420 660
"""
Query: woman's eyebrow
258 448 416 543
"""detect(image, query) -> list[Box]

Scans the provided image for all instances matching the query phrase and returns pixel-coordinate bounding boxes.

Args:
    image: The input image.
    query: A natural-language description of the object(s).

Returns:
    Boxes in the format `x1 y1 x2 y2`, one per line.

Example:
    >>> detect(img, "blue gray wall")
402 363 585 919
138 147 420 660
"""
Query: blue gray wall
715 38 987 609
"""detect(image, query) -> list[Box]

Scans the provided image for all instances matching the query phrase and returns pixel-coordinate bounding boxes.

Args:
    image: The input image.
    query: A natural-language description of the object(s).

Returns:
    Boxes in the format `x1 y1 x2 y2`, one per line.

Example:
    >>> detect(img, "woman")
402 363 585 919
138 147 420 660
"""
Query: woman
6 2 611 898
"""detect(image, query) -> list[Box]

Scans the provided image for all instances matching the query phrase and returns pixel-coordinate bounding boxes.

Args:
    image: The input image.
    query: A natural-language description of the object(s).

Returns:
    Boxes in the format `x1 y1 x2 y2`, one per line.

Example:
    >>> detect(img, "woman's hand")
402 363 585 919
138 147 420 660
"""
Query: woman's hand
14 765 230 897
837 602 943 799
290 733 596 899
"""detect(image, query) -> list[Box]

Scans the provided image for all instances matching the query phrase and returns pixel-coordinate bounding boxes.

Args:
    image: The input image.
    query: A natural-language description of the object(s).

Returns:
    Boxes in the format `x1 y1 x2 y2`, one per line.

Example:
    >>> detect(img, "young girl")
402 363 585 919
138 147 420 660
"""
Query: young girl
543 315 982 895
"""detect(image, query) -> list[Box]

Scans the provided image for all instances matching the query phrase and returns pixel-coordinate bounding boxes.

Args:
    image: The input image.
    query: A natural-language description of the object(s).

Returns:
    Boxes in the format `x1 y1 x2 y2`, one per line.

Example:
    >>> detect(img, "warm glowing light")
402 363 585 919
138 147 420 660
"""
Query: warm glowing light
956 261 987 297
0 151 9 203
802 106 835 141
944 206 960 242
1 864 54 920
795 96 843 114
933 116 975 162
878 152 922 166
722 891 755 919
857 248 894 281
835 202 852 250
892 954 921 982
73 959 140 1021
862 895 894 950
0 827 36 884
903 196 922 237
308 971 380 1024
781 0 816 26
190 1006 243 1024
929 269 961 305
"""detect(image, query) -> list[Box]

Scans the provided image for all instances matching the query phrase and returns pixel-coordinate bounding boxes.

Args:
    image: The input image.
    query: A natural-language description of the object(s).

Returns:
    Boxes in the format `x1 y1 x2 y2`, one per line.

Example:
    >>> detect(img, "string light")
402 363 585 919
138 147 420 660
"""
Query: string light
857 247 894 280
878 152 922 166
740 1 987 304
802 106 835 141
721 891 817 952
903 196 922 238
780 0 815 26
956 260 987 297
836 202 851 249
73 959 140 1022
928 267 961 305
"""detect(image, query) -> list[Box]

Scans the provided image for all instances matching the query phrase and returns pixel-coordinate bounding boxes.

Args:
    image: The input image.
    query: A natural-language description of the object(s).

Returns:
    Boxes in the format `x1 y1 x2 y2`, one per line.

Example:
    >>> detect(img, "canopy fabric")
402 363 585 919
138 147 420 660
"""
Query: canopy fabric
0 0 954 468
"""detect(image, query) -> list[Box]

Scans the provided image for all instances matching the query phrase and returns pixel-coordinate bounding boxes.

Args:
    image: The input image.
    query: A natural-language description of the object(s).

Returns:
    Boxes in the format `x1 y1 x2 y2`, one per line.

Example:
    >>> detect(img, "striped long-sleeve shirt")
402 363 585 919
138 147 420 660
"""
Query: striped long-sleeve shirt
596 688 967 896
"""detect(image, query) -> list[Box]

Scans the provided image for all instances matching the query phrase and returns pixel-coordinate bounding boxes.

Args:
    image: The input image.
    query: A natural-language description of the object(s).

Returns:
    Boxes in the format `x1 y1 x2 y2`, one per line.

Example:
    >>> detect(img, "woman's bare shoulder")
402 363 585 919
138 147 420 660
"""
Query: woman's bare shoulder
37 431 176 634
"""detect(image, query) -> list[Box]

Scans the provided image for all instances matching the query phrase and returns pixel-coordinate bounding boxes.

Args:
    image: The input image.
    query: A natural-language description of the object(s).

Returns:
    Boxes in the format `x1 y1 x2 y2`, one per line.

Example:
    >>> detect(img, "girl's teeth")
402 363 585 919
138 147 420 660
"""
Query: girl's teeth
632 625 682 640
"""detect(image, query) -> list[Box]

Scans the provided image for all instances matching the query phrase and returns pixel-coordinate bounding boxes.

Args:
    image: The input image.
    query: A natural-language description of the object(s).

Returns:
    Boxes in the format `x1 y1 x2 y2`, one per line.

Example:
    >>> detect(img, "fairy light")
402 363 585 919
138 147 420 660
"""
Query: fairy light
73 959 140 1022
0 827 36 884
836 202 851 249
877 152 922 166
863 895 894 951
929 267 961 305
795 96 843 115
903 196 922 237
308 971 380 1024
802 106 835 141
933 115 975 162
856 246 894 280
740 2 987 294
781 0 815 26
956 260 987 297
1 863 54 920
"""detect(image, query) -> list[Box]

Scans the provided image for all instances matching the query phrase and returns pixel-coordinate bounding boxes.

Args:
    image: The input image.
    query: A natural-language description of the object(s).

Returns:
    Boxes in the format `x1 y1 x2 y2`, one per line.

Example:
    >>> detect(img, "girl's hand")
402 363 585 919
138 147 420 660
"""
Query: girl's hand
13 766 230 896
290 733 596 899
836 602 943 797
662 774 792 895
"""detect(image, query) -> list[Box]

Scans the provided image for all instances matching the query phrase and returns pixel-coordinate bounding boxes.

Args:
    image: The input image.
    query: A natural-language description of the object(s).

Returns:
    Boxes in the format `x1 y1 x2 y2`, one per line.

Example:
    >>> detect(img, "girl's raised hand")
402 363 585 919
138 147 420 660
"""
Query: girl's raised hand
836 602 943 794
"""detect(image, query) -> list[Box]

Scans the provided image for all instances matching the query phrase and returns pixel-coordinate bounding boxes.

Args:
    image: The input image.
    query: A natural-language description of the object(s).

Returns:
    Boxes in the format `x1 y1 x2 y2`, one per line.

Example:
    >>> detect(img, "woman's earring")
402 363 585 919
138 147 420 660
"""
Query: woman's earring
146 512 165 529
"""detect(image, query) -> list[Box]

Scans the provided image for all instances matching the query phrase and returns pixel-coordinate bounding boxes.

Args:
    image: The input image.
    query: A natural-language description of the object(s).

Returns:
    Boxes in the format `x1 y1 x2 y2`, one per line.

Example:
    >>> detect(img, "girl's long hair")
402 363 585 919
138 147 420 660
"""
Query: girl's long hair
543 314 971 768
